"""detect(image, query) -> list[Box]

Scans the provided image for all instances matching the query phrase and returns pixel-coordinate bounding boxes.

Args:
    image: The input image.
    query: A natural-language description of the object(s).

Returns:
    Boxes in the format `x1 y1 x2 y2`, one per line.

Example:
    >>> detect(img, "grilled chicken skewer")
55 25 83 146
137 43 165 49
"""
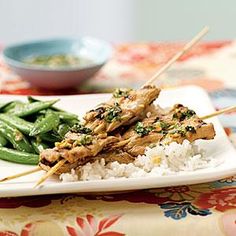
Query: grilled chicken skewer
120 104 215 156
40 104 216 175
39 86 160 166
84 86 161 133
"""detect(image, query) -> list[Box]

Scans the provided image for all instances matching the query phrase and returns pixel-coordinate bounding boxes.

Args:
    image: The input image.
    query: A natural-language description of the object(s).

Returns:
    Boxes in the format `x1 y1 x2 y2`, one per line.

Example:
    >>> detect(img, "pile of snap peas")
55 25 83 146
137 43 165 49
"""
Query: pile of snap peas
0 97 79 165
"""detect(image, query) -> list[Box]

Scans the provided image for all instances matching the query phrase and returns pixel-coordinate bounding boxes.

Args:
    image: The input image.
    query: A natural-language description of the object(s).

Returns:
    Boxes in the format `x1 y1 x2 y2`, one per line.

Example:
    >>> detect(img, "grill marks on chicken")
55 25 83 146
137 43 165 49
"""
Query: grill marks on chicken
39 85 161 171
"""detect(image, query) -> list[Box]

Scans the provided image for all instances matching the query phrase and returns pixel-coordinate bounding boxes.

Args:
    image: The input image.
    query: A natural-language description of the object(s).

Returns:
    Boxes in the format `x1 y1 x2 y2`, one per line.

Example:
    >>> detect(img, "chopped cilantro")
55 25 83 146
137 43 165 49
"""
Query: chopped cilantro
173 109 196 121
70 123 92 134
159 121 170 129
183 109 196 119
135 122 154 137
80 134 93 145
105 102 122 123
113 88 131 98
74 134 93 146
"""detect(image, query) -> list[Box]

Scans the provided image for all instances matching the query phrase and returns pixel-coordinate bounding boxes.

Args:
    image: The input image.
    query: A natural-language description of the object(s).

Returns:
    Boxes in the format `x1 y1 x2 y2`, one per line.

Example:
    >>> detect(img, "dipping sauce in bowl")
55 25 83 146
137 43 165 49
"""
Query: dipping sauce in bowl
24 54 93 68
3 37 112 89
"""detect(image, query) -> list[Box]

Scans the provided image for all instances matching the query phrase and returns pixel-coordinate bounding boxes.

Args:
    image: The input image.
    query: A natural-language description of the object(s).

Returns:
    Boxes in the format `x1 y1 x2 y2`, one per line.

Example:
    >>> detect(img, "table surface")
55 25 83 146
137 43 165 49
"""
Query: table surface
0 41 236 235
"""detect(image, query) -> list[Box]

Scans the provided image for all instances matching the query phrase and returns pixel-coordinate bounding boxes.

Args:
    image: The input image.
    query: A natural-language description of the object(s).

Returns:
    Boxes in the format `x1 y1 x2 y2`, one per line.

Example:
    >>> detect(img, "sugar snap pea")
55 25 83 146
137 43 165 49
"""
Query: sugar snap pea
30 110 60 136
0 120 34 153
0 136 7 147
0 114 33 134
11 99 59 117
57 123 70 138
0 102 12 111
39 132 61 142
56 111 78 121
0 147 39 165
3 101 24 113
31 139 49 154
27 96 40 103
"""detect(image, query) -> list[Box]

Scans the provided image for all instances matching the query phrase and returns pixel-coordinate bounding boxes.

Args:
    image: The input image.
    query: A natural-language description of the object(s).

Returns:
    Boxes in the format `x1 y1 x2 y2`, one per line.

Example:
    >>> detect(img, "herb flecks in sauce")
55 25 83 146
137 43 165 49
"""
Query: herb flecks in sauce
79 134 93 146
135 122 154 137
70 123 92 134
24 54 92 68
173 109 196 121
105 103 122 123
113 88 132 98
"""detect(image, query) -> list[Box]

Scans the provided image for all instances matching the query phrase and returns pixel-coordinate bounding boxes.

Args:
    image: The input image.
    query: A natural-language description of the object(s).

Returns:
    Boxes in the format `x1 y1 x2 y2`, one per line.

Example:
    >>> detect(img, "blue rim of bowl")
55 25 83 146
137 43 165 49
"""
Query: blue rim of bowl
2 37 113 72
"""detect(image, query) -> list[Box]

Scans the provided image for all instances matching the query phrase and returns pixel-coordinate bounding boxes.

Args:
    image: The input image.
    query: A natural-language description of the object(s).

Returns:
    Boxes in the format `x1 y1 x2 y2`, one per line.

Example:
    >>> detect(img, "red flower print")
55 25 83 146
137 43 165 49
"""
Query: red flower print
195 188 236 212
0 221 63 236
66 214 125 236
0 231 18 236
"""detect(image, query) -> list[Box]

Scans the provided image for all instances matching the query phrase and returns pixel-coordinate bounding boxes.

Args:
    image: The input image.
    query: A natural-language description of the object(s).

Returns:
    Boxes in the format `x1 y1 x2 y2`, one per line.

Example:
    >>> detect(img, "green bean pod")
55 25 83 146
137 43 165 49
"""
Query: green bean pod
0 136 7 147
0 114 33 134
11 99 59 117
0 147 39 165
0 120 34 153
30 110 60 136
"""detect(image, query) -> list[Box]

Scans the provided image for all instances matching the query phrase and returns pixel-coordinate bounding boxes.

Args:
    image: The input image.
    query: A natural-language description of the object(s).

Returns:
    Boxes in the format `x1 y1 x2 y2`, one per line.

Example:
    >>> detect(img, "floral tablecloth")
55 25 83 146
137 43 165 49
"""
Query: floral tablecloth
0 41 236 235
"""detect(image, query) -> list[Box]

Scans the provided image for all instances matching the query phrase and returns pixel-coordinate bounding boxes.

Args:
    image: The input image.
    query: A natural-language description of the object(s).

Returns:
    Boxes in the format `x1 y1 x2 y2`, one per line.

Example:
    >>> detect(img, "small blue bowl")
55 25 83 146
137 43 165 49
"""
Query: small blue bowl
3 37 112 89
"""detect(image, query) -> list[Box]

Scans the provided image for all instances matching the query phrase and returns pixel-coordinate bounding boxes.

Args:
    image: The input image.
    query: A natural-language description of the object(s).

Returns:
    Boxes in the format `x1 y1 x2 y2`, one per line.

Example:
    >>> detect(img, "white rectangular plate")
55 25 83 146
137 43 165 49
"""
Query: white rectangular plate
0 85 235 197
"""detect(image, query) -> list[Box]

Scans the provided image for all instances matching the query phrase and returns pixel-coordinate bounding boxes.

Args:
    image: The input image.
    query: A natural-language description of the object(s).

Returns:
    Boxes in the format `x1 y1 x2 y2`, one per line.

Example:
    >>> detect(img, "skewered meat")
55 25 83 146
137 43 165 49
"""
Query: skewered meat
40 135 118 164
84 86 161 133
40 150 135 175
39 85 161 167
40 104 215 175
120 104 215 156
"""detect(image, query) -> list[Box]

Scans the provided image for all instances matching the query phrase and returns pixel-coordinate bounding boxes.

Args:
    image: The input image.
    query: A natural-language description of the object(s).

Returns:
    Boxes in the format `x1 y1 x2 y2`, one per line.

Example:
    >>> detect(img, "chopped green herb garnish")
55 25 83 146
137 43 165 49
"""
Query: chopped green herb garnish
169 126 186 136
80 134 93 145
105 103 122 123
159 121 169 129
173 109 196 121
183 109 196 119
135 122 154 137
176 128 186 136
113 88 131 98
70 123 92 134
74 134 93 146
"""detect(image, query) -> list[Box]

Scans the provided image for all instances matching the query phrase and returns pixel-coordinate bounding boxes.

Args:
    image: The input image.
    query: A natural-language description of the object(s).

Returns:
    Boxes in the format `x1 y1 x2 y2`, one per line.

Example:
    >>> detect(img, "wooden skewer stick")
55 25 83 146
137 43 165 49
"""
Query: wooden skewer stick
0 166 41 183
200 105 236 120
34 159 66 188
143 26 209 87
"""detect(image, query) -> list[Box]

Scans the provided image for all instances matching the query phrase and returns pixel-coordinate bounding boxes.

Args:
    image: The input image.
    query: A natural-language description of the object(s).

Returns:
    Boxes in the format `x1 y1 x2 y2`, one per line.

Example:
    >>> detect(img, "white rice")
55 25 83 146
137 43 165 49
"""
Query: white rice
60 140 219 182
